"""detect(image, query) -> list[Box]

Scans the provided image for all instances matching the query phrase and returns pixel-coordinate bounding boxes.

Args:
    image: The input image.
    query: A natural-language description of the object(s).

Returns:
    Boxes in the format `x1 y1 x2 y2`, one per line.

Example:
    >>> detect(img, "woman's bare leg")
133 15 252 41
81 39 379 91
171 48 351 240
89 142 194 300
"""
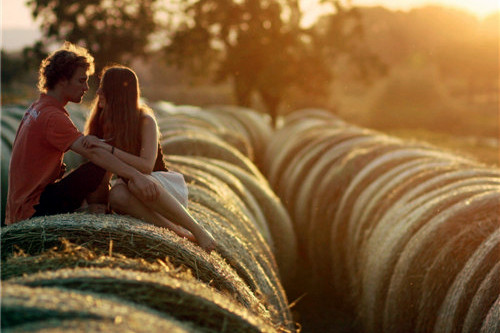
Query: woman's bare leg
109 183 196 241
86 172 112 213
127 176 216 252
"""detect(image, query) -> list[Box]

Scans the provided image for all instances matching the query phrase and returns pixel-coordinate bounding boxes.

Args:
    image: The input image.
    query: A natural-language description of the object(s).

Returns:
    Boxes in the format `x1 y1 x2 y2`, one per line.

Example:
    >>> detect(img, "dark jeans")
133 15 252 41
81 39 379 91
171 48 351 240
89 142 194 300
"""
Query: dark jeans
32 162 106 217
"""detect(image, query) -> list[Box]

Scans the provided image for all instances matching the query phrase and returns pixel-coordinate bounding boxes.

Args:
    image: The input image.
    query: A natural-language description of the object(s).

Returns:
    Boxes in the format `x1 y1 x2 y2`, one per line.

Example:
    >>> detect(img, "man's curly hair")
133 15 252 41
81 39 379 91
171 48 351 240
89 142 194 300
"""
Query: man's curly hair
38 41 95 93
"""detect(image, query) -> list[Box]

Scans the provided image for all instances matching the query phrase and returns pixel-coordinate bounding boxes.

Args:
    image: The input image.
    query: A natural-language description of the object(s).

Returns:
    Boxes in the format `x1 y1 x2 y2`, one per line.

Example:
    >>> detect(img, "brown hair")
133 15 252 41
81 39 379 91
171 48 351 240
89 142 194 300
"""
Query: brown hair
85 65 155 156
38 41 95 93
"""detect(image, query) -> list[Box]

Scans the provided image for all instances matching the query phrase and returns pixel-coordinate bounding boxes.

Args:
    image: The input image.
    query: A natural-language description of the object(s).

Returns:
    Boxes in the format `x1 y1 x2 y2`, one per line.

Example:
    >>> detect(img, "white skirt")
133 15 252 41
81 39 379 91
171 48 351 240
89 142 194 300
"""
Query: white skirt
113 171 189 208
150 171 189 208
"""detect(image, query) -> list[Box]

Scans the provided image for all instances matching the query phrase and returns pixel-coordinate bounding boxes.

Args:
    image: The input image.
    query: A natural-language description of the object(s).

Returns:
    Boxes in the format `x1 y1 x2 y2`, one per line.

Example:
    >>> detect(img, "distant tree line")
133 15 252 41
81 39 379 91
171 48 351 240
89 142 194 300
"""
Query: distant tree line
4 0 383 126
2 1 497 125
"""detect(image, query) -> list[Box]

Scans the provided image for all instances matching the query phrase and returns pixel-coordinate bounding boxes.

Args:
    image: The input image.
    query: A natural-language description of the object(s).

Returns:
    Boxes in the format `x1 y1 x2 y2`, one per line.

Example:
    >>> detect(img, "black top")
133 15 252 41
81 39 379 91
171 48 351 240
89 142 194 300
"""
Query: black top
153 142 168 172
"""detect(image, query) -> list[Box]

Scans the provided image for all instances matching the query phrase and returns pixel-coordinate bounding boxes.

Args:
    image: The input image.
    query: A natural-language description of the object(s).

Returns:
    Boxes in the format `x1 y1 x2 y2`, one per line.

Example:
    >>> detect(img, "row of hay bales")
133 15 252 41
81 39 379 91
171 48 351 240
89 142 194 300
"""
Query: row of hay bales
1 102 297 332
263 109 500 333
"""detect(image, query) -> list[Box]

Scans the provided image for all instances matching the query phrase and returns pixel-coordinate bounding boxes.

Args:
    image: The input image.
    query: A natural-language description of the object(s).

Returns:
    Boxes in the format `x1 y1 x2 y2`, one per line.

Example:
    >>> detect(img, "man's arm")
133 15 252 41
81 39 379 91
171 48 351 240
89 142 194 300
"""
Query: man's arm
70 135 159 201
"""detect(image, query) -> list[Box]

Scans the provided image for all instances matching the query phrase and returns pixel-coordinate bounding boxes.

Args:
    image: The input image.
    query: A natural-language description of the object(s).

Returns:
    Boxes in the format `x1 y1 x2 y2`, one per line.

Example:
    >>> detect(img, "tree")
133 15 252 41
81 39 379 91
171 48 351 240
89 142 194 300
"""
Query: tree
26 0 159 75
1 51 26 87
164 0 382 127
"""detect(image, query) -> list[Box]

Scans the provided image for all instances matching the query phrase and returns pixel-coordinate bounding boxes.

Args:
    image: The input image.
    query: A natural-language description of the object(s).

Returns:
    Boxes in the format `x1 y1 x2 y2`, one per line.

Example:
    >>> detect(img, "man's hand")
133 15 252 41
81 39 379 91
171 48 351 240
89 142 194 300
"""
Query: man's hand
128 173 159 202
82 135 103 149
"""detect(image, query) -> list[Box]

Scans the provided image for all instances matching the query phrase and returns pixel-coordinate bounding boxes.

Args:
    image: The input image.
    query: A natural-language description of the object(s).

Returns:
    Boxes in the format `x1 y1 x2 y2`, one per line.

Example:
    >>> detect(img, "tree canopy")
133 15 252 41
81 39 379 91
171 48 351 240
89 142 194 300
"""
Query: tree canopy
164 0 380 126
23 0 382 125
26 0 159 74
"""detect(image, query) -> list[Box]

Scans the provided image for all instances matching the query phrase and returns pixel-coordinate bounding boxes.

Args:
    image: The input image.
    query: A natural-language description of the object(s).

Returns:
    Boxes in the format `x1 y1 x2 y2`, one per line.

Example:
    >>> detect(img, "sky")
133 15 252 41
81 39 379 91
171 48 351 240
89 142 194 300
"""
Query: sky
2 0 498 29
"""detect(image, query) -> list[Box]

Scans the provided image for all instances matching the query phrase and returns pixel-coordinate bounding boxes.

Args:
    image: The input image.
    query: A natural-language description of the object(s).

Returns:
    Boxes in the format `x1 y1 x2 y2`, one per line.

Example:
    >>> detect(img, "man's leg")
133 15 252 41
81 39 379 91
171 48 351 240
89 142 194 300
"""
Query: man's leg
32 162 106 217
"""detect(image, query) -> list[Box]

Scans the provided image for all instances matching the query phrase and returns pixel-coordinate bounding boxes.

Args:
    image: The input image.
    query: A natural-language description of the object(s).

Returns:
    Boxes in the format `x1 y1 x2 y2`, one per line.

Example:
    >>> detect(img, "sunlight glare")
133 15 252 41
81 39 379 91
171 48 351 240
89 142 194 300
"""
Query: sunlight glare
351 0 499 18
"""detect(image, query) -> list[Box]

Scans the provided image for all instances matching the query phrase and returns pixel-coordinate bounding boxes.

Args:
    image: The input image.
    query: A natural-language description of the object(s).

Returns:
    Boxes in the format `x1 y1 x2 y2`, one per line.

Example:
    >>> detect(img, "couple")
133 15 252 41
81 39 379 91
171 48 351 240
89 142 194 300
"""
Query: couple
5 42 216 253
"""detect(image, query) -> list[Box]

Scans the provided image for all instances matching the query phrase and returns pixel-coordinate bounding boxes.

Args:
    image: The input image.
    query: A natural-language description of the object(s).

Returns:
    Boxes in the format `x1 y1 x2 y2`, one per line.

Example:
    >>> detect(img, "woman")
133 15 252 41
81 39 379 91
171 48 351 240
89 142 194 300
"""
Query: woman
84 65 216 252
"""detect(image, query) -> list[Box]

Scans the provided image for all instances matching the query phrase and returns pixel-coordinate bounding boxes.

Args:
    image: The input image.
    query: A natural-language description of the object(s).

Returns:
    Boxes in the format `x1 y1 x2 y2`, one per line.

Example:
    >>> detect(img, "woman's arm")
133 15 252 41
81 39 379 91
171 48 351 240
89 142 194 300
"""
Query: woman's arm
87 115 159 174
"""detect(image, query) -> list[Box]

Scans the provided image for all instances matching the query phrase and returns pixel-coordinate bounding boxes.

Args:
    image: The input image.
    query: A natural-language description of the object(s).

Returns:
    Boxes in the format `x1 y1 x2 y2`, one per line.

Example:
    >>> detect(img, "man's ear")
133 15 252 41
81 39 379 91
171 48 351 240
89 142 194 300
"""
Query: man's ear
56 77 69 88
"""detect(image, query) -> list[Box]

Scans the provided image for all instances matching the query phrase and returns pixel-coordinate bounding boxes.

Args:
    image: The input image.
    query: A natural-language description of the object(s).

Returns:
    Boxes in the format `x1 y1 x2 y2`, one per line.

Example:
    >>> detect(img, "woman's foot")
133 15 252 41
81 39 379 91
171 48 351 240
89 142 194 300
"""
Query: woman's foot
163 220 196 242
195 231 216 253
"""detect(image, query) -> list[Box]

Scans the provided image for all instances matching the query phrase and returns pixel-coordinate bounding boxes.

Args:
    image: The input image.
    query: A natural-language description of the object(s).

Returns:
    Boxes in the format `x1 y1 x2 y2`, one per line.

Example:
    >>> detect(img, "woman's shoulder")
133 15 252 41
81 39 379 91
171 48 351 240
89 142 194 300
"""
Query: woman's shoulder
140 111 158 127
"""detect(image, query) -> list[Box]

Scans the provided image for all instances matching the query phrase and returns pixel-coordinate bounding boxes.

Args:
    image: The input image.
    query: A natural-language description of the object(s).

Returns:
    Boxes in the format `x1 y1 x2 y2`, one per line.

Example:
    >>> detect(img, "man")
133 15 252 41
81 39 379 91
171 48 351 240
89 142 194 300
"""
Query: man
5 42 159 225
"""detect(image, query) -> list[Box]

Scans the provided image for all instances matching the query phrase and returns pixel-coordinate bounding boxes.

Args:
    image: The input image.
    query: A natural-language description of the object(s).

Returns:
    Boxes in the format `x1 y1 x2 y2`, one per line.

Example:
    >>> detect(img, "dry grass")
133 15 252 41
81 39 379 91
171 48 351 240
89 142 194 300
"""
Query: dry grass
8 267 278 332
0 214 267 317
2 282 195 332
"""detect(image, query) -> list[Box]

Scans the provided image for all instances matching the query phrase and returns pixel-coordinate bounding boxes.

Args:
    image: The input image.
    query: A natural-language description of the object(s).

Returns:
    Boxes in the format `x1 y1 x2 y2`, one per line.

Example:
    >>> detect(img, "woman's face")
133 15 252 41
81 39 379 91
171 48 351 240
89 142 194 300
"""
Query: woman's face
97 86 106 108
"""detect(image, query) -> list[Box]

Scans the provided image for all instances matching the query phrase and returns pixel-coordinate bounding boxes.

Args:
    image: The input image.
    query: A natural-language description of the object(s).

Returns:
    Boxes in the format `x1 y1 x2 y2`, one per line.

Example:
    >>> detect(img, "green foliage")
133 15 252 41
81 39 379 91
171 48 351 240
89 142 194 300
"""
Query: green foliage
26 0 159 73
367 66 461 132
163 0 382 126
1 51 27 86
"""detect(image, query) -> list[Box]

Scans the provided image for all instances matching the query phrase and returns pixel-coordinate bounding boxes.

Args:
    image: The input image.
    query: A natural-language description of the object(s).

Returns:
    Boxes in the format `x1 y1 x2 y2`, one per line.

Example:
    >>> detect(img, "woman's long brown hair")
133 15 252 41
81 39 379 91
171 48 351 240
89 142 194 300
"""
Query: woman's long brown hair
85 65 155 156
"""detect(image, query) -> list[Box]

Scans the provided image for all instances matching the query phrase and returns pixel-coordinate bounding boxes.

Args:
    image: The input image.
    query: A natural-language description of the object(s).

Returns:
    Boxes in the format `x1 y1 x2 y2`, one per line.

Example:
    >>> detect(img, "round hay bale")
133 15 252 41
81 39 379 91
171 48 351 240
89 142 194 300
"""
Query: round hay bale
359 181 500 333
1 238 192 280
186 184 276 285
198 157 298 288
383 191 500 333
280 108 343 128
2 282 194 332
344 157 439 281
161 124 254 160
157 114 218 133
433 228 500 333
167 156 271 246
462 262 500 333
0 214 265 314
204 105 273 168
305 140 402 293
161 134 264 182
263 117 334 176
174 163 274 251
9 267 279 332
331 146 464 292
293 132 382 235
265 124 335 191
187 199 294 328
276 128 351 210
480 296 500 333
344 159 473 283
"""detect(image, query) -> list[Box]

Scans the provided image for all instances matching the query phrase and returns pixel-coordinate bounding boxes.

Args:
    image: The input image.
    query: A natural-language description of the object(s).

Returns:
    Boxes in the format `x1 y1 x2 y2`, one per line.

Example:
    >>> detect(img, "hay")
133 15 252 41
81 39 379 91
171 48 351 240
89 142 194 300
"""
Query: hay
204 105 272 168
276 129 348 210
306 141 401 294
265 124 335 190
9 267 279 332
383 191 500 332
176 164 275 258
328 145 431 290
2 282 194 332
161 132 264 181
480 296 500 333
1 238 193 280
199 158 297 287
263 118 335 177
433 228 500 333
360 182 500 332
167 156 272 246
187 192 293 327
293 133 381 236
0 214 265 314
462 262 500 333
280 108 344 128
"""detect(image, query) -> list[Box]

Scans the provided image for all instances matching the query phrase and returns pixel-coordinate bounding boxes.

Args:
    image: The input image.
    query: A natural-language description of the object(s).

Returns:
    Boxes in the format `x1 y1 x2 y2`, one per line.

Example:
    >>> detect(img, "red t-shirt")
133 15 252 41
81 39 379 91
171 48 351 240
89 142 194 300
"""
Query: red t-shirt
5 94 82 224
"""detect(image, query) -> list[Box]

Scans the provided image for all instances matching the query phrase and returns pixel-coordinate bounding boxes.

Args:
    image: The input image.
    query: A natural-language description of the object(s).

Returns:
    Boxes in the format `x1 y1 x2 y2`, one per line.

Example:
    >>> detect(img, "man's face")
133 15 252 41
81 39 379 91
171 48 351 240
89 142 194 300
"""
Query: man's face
61 67 89 103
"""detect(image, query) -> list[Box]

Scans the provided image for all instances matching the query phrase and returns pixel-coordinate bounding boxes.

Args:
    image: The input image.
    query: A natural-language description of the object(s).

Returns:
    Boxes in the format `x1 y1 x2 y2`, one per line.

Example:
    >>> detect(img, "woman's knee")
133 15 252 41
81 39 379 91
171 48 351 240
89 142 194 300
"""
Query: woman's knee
128 175 161 197
108 185 132 211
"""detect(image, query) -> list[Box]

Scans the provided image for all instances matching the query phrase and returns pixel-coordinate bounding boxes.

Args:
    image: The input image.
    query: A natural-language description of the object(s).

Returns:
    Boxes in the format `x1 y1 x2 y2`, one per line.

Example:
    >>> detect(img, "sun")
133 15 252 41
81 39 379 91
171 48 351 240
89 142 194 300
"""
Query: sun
446 0 499 17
